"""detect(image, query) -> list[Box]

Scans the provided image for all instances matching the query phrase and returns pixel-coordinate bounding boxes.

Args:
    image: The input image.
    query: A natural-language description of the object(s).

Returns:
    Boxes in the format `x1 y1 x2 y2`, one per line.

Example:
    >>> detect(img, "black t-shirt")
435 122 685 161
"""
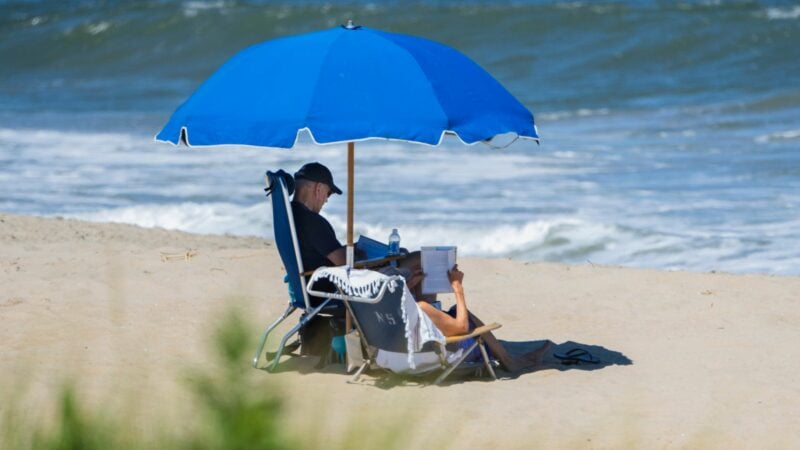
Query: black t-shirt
291 200 341 300
291 200 342 271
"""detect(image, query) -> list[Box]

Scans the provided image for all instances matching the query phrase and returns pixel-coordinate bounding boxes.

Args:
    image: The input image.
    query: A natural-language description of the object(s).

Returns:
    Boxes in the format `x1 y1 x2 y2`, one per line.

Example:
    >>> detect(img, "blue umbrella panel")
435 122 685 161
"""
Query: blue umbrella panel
157 24 538 148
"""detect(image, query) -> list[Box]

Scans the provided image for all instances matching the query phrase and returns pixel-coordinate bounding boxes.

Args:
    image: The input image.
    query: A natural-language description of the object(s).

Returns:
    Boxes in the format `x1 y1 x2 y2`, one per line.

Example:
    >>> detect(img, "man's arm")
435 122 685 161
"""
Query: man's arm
326 247 347 266
327 245 371 266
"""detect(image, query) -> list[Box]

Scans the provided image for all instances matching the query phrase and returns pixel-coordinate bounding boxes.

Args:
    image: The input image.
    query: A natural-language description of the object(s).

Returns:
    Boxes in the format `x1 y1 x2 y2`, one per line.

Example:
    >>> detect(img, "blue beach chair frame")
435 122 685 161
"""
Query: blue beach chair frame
251 170 343 371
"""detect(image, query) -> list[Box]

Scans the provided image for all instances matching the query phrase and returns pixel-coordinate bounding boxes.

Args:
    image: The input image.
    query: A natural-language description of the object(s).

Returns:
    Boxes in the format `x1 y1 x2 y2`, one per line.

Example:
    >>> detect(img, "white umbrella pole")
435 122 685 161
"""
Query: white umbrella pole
346 141 355 267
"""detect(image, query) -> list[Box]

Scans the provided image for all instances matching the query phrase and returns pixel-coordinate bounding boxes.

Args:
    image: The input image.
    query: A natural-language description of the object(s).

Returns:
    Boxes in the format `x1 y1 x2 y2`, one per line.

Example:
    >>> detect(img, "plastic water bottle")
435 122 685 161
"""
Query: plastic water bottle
388 228 400 266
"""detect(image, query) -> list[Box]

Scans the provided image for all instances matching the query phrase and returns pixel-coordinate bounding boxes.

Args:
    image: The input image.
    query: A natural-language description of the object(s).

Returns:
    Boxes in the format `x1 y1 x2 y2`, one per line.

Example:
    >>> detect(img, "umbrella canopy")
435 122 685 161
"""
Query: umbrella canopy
156 22 538 147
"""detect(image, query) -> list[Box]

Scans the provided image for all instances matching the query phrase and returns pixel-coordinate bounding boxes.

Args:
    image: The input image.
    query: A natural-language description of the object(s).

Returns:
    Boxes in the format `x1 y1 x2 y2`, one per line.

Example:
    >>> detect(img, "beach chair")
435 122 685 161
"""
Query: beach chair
253 170 406 372
251 169 345 371
309 272 502 385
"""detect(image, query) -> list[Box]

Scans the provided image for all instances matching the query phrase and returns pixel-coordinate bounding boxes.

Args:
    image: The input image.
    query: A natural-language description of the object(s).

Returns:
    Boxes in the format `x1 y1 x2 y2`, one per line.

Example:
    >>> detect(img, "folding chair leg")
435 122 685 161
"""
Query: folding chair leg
477 338 498 381
268 298 333 372
433 339 480 385
350 360 370 383
252 305 296 369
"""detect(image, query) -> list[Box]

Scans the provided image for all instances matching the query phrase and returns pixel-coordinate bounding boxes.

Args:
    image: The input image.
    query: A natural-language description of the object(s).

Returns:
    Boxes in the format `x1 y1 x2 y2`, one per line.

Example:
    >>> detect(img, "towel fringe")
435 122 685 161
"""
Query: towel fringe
399 286 416 369
308 267 395 298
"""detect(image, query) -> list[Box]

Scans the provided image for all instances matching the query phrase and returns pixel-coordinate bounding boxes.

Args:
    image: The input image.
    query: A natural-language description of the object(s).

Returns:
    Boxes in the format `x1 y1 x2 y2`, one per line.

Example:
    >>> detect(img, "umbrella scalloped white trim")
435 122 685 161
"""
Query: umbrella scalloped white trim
153 125 540 150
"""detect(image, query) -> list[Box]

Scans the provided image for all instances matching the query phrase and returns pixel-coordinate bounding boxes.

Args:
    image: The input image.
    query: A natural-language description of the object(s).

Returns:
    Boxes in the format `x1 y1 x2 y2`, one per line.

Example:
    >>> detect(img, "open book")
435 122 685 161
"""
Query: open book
421 246 457 294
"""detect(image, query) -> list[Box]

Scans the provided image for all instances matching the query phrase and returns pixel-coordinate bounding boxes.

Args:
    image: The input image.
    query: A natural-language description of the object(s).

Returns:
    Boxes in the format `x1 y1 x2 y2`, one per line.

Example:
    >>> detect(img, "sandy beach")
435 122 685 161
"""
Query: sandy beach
2 212 799 448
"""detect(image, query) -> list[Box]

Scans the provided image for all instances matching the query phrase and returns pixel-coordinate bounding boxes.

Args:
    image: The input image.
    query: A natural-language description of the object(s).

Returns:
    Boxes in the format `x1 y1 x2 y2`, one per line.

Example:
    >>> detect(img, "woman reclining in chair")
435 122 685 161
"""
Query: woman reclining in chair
403 263 552 373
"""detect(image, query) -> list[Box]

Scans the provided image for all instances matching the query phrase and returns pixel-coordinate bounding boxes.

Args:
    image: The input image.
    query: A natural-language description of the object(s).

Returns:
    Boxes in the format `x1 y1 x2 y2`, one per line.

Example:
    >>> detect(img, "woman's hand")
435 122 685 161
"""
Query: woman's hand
407 268 425 290
448 264 464 288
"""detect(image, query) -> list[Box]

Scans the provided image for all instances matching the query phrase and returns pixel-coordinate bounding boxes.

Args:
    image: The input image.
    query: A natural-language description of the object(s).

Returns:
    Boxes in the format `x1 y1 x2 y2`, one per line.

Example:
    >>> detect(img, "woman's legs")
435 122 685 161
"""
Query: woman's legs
468 312 552 372
398 255 549 372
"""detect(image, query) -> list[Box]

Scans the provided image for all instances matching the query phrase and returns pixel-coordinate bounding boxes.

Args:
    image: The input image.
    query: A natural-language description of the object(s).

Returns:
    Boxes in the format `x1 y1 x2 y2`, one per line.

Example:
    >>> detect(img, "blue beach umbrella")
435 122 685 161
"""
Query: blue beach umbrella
157 21 539 264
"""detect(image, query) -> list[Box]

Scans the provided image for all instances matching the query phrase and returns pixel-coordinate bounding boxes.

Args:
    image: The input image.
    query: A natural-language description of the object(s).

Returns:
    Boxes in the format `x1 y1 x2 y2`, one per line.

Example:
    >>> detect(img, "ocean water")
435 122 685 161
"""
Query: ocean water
1 0 798 275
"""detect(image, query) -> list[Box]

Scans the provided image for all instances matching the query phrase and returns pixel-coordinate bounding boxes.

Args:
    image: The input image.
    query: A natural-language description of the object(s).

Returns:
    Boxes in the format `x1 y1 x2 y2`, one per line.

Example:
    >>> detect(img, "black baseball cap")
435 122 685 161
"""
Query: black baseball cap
293 162 342 195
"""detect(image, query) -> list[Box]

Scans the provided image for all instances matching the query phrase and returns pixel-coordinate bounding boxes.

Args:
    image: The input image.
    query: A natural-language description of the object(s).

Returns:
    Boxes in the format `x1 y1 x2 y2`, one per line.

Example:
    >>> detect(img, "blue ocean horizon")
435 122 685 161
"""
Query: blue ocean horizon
1 1 799 275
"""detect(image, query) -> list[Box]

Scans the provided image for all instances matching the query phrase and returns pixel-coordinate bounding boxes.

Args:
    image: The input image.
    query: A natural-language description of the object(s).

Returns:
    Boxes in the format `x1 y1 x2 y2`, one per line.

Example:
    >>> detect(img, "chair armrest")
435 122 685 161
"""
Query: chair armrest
353 254 405 269
445 322 502 344
300 254 406 277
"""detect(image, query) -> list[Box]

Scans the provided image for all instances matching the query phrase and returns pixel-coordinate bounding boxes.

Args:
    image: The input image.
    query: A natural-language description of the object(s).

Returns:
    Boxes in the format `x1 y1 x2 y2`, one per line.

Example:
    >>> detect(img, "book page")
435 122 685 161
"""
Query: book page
421 246 457 294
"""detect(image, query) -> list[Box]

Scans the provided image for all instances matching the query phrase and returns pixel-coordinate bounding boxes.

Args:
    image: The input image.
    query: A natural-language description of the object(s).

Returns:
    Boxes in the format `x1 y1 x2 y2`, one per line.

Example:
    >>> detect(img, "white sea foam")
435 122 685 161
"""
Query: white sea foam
554 2 586 11
2 123 799 276
70 202 269 237
62 199 800 276
68 202 610 260
539 108 610 121
86 21 111 35
764 6 800 20
755 129 800 143
183 0 231 18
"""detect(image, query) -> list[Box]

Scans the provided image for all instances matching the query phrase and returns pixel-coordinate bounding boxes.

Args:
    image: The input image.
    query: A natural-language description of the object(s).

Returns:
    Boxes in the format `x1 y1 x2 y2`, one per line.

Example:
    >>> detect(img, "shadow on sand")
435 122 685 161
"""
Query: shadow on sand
499 339 633 379
264 354 459 389
260 339 632 388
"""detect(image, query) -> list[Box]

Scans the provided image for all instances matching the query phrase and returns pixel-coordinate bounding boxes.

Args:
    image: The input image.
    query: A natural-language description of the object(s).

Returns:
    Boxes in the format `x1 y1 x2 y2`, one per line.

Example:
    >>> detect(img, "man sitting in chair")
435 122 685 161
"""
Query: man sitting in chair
291 162 349 306
292 162 419 299
292 162 421 280
291 162 346 268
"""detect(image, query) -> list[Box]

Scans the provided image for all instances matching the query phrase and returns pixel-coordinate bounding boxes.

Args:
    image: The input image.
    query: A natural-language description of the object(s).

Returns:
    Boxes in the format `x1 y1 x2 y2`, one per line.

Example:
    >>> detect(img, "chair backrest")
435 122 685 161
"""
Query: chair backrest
265 170 309 310
348 280 409 353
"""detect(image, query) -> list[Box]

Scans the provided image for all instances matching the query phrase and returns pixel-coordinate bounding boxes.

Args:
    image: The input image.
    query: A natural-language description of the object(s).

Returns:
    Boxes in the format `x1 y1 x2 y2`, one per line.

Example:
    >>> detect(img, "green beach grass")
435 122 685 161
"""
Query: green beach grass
1 308 431 450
